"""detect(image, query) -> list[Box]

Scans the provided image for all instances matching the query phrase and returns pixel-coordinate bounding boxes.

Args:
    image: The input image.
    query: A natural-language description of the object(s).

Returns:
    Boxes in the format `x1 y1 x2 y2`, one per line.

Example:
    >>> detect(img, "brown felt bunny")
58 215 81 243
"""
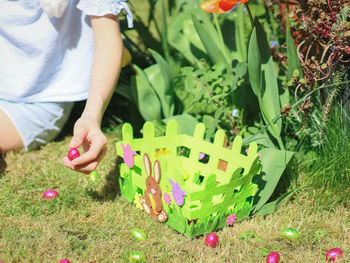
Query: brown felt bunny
139 153 168 222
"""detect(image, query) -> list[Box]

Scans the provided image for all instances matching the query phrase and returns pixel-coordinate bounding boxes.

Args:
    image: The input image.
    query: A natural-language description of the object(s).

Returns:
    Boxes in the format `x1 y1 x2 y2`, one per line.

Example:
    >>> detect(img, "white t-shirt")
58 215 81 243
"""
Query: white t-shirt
0 0 133 103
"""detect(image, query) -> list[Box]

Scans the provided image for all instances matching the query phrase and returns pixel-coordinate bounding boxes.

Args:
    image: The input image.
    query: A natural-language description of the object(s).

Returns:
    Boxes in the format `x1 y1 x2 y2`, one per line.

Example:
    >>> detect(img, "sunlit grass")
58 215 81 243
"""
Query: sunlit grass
0 129 349 262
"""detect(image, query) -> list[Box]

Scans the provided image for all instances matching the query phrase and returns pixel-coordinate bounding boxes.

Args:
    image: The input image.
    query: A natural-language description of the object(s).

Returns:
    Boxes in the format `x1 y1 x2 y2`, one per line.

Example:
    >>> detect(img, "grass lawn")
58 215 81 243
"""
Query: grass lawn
0 128 349 263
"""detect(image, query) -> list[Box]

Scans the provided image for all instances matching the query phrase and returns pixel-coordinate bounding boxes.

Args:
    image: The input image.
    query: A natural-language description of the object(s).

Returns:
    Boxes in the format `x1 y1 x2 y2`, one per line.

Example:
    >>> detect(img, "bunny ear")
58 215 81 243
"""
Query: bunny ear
154 160 161 183
144 153 152 177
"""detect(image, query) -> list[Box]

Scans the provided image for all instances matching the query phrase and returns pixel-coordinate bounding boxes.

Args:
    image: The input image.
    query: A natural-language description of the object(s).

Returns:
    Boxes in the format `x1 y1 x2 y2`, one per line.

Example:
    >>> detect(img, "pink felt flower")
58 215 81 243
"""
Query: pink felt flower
163 192 172 205
121 143 137 168
227 213 237 225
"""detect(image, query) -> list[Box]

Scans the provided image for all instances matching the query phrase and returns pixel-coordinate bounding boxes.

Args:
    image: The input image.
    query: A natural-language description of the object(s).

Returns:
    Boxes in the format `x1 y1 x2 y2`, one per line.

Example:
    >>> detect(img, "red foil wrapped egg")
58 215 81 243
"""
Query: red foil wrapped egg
67 148 80 161
266 252 280 263
326 248 342 261
205 233 218 248
42 190 59 199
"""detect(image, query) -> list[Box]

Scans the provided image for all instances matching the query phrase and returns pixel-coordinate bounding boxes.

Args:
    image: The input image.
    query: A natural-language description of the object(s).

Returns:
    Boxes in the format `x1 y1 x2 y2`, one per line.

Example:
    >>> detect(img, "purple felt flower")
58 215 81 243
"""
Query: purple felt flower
227 213 237 225
169 179 187 206
163 192 171 205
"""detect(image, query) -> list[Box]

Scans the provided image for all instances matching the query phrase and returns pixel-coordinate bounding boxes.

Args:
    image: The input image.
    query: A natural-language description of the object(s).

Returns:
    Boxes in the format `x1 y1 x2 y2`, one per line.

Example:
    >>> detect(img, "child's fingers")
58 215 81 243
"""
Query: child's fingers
72 138 106 166
70 125 87 148
62 156 75 170
71 148 106 174
71 161 99 174
70 146 107 173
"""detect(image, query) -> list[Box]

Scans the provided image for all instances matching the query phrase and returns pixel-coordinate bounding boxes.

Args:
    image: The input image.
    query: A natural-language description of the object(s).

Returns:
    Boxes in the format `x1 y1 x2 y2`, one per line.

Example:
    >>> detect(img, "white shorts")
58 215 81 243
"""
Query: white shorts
0 99 74 151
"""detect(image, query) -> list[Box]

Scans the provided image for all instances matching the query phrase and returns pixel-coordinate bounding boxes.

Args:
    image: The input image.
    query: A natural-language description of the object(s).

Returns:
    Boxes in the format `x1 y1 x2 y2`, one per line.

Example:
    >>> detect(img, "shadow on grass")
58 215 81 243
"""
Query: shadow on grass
85 157 123 202
0 154 6 177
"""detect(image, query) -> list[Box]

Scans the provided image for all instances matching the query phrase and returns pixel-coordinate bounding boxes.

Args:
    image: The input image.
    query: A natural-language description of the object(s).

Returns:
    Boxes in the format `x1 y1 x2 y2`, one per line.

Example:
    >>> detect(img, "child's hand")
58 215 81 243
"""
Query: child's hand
63 115 107 174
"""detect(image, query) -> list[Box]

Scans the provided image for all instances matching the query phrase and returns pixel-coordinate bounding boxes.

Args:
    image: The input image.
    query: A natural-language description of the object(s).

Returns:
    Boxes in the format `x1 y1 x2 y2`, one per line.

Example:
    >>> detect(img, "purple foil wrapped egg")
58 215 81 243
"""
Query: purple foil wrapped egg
205 233 219 248
326 248 342 261
59 259 71 263
67 148 80 161
42 190 59 199
266 252 280 263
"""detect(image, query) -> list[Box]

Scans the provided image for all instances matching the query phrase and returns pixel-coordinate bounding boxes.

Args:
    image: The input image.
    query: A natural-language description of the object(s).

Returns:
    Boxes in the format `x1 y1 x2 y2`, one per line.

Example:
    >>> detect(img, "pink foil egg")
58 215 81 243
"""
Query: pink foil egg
205 233 218 248
266 252 280 263
59 259 71 263
326 248 342 261
42 190 59 199
67 148 80 161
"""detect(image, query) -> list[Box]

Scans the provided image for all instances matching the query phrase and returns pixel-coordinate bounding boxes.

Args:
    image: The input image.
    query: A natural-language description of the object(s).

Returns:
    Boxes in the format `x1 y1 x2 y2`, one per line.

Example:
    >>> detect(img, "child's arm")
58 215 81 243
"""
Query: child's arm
63 14 123 174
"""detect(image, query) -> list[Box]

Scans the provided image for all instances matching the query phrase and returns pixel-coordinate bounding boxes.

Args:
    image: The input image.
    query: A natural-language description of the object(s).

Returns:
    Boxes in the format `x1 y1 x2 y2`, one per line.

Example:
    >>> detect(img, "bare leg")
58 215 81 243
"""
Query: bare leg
0 108 23 153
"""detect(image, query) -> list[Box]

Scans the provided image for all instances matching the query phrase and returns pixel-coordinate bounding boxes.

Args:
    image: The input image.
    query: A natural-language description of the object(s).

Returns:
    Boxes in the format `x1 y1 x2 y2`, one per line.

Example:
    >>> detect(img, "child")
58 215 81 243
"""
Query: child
0 0 133 174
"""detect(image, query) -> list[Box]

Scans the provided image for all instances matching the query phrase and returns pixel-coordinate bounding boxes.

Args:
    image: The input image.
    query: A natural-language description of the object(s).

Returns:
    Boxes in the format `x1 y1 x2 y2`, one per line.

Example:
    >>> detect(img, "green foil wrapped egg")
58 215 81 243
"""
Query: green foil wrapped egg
89 171 101 182
130 228 147 241
128 251 146 262
280 228 300 240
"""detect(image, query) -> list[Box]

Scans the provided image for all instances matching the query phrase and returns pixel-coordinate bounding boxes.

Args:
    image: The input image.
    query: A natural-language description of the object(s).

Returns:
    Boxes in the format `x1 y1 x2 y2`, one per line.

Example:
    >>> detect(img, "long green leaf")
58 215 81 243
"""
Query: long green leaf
255 188 298 216
242 133 276 148
192 15 228 66
149 49 175 118
132 65 162 121
248 19 282 143
247 26 261 98
286 2 302 80
236 4 248 62
252 148 294 213
286 29 302 80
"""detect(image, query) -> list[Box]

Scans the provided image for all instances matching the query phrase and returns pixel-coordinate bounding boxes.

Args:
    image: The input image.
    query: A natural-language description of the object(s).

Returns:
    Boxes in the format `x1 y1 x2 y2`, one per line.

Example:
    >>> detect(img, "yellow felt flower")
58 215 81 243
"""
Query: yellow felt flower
133 193 143 210
154 148 170 158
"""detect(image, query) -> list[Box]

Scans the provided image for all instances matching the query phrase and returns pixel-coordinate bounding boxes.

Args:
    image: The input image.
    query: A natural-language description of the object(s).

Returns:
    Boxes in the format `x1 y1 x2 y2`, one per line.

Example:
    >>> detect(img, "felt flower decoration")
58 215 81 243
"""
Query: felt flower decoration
227 213 237 225
169 179 187 206
163 192 172 205
121 143 137 168
133 193 144 210
154 148 170 158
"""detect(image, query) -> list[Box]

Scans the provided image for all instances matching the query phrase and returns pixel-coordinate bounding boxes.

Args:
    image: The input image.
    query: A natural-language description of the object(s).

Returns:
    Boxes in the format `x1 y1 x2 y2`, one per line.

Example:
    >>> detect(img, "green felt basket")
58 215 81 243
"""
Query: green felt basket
116 120 261 238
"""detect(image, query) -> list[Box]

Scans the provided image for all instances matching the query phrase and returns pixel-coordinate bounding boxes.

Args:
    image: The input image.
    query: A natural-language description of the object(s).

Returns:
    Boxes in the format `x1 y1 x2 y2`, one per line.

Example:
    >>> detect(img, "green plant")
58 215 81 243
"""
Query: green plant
304 105 350 209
